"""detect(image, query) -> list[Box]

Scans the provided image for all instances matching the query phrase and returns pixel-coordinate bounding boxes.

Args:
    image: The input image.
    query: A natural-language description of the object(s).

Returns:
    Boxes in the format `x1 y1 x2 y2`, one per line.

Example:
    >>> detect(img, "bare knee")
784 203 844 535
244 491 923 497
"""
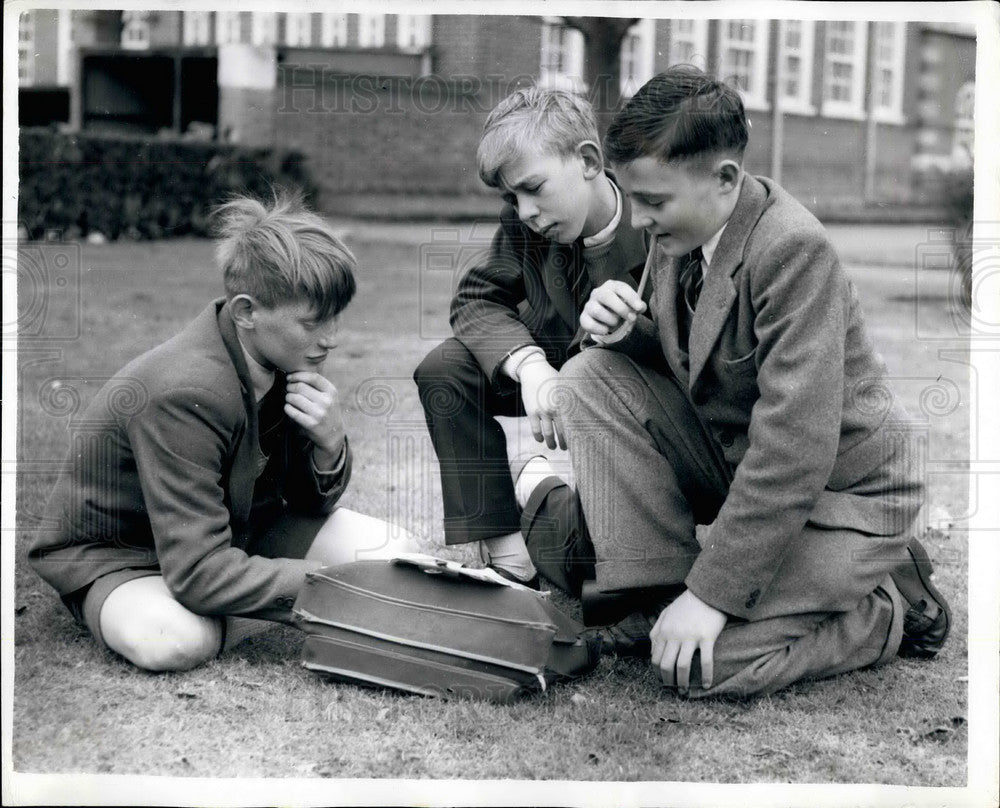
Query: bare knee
117 614 221 672
99 580 222 672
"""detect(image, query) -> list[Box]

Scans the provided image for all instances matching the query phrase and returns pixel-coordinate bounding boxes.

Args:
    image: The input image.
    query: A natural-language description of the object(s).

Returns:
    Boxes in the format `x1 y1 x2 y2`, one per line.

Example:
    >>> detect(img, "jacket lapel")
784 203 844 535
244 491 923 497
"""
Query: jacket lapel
542 241 582 331
688 175 768 387
216 299 263 524
654 242 690 385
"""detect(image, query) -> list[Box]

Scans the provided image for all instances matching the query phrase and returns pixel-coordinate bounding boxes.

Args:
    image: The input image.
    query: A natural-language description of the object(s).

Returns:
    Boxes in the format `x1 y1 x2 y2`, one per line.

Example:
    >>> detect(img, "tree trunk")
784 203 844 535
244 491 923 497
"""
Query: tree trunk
562 17 639 136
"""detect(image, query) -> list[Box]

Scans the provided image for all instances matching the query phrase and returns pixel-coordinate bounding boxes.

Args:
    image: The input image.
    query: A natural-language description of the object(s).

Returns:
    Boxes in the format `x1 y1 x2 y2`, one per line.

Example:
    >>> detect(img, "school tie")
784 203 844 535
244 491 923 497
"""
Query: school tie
681 247 705 312
677 247 704 353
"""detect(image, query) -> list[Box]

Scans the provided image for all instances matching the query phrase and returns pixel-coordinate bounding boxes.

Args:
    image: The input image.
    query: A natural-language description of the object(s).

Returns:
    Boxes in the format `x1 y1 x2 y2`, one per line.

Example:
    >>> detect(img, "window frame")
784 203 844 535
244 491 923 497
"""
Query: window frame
396 14 432 51
284 12 313 47
19 10 35 86
538 19 585 92
121 11 151 51
717 18 770 112
357 14 386 48
183 11 212 47
320 13 348 48
777 19 816 115
670 18 709 70
251 12 277 46
215 11 242 46
620 19 656 98
821 20 869 120
872 21 906 124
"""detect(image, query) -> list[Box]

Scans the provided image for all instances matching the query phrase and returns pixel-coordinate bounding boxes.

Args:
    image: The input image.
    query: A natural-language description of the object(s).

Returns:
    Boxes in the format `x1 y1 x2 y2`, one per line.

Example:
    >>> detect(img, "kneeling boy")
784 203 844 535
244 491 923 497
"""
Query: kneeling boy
30 194 414 671
559 67 951 697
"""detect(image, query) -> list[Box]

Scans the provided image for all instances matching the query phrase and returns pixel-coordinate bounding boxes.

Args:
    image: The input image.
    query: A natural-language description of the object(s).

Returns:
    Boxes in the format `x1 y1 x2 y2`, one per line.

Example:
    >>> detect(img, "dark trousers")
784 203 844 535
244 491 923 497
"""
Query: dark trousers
414 338 530 545
413 337 615 595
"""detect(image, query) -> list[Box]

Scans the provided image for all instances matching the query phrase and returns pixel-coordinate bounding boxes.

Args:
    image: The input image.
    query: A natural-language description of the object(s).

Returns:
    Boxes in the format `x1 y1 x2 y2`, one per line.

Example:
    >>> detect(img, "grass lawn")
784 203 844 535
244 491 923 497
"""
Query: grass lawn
11 229 971 793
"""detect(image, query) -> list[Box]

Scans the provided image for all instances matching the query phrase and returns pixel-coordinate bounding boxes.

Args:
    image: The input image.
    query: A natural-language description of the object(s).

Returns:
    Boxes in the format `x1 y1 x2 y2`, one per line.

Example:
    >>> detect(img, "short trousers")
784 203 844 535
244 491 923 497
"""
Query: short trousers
62 509 334 649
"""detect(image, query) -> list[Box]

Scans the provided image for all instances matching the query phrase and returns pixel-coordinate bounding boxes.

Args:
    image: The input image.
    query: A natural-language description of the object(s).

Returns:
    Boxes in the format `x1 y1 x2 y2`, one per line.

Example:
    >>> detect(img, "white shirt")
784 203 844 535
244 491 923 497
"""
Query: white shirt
582 180 622 249
699 222 728 273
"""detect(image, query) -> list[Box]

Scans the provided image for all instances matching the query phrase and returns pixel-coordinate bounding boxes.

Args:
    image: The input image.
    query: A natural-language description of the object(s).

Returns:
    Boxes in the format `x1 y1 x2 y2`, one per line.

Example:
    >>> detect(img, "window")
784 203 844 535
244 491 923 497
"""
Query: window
358 14 386 48
620 19 655 97
821 21 868 119
215 11 242 45
952 81 975 166
121 11 151 50
285 12 312 46
777 20 815 113
251 12 277 46
183 11 212 46
718 19 770 111
396 14 431 50
321 14 348 47
18 11 34 85
57 9 73 85
873 21 905 122
670 19 708 70
539 21 585 91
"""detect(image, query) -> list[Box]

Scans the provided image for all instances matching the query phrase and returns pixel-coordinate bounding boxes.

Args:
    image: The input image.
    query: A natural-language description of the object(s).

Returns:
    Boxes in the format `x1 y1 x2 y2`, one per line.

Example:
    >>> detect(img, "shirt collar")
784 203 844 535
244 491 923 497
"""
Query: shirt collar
699 222 728 268
582 180 622 249
236 334 276 402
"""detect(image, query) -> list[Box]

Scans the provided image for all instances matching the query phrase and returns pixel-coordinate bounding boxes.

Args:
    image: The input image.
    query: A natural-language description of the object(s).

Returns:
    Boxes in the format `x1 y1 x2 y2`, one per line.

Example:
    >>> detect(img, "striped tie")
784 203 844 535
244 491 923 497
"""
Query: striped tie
681 247 705 312
677 248 704 356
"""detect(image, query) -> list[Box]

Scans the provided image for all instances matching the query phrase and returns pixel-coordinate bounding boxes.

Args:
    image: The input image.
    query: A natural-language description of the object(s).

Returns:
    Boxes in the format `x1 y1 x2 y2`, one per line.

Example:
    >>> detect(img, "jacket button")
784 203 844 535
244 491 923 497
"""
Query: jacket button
745 588 760 609
719 430 734 447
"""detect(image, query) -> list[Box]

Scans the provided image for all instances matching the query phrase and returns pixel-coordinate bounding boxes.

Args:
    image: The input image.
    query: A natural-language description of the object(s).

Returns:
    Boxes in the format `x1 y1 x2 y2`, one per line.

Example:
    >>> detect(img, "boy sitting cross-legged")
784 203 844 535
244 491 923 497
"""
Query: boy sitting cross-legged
30 193 417 672
556 66 951 697
413 87 647 590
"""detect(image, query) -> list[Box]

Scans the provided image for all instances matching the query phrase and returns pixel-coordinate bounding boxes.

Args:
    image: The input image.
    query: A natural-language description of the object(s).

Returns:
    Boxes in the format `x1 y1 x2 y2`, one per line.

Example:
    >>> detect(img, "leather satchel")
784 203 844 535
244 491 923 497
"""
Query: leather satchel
293 557 601 703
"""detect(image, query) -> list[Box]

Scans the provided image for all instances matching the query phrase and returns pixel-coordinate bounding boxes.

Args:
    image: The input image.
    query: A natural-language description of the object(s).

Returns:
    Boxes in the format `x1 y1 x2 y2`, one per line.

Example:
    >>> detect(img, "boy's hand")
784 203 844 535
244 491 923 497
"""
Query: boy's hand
649 589 727 694
518 360 567 450
284 371 346 468
580 280 646 338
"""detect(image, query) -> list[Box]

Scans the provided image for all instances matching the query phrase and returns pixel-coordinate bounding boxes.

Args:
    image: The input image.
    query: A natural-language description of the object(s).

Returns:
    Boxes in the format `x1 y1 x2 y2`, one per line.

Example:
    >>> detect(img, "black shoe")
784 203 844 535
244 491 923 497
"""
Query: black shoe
584 610 656 658
891 538 951 659
487 565 541 591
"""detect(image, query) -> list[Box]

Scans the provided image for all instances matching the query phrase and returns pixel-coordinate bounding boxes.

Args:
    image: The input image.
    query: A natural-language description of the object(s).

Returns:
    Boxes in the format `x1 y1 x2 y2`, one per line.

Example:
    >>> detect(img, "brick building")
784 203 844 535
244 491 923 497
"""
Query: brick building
18 10 976 211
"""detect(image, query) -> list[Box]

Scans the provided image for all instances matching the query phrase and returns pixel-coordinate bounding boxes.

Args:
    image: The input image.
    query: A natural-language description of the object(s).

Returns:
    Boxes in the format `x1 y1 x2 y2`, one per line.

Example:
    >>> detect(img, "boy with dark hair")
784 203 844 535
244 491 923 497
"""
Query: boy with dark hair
553 66 950 696
30 194 415 672
414 87 646 588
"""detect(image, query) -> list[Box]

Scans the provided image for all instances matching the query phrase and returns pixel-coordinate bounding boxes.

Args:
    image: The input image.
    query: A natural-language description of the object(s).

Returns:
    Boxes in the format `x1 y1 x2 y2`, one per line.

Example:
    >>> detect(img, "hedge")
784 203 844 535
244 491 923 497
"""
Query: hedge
18 128 318 241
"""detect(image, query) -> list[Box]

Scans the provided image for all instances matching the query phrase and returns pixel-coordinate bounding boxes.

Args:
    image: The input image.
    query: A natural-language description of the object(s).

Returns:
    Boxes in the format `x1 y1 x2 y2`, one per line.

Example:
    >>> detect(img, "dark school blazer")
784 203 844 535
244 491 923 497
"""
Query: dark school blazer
610 175 924 620
29 299 351 623
451 172 648 386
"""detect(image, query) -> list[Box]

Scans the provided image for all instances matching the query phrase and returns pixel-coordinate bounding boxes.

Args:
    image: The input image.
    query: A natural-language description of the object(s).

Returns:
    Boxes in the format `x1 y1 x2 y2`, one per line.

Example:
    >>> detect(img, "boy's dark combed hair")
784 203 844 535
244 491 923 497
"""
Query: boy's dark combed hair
212 191 356 322
605 65 749 166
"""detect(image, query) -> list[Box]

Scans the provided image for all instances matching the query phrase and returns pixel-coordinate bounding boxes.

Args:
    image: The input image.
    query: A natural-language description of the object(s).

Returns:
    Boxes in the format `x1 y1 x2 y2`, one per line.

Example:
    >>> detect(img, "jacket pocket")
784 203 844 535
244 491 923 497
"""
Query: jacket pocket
718 348 757 376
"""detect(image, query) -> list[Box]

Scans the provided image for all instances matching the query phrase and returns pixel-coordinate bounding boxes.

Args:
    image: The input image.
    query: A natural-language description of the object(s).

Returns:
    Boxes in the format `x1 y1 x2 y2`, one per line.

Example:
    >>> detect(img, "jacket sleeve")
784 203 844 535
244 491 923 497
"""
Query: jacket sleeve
450 207 538 385
127 385 322 622
283 433 353 514
684 229 851 619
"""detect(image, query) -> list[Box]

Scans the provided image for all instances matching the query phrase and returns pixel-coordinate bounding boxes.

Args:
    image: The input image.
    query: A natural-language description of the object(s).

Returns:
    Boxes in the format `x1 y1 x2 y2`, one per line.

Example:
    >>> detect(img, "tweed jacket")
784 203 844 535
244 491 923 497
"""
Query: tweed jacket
29 299 351 623
451 172 648 386
611 175 923 619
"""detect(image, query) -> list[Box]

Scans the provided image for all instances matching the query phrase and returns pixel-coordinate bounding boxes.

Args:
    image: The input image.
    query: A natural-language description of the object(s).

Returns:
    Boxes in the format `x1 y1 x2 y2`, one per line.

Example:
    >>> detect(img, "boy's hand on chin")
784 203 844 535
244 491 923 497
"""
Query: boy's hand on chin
518 360 567 450
285 370 346 467
649 589 727 694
